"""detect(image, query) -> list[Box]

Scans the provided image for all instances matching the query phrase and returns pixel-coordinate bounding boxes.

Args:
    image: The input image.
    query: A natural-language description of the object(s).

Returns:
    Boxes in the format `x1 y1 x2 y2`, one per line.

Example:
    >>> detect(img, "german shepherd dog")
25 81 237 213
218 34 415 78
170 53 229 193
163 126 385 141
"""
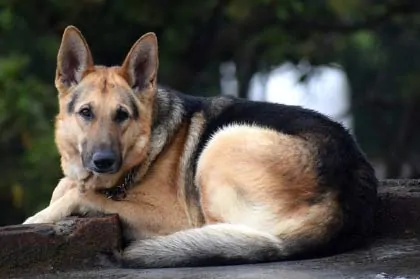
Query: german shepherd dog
23 26 378 268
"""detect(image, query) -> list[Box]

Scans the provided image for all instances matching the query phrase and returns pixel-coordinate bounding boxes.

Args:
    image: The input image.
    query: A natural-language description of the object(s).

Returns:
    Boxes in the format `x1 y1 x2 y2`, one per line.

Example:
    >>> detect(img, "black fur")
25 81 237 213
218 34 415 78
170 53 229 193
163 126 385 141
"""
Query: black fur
67 89 80 114
127 94 139 119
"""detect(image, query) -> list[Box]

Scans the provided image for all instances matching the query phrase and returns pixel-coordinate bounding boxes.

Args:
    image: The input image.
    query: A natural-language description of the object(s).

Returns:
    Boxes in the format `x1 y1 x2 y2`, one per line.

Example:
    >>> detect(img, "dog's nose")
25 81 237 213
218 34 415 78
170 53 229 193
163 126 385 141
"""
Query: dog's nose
92 151 117 173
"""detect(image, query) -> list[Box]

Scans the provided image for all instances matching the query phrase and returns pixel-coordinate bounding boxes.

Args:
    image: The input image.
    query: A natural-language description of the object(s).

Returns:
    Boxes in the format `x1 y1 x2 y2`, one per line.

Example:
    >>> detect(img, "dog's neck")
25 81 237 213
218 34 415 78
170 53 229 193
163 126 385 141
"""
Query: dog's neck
135 88 185 174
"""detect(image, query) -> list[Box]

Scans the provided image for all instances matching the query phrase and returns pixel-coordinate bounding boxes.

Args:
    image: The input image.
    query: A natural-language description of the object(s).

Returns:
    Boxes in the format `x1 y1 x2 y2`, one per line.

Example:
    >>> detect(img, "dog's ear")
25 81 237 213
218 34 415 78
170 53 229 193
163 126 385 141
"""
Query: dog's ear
55 26 94 92
120 32 158 91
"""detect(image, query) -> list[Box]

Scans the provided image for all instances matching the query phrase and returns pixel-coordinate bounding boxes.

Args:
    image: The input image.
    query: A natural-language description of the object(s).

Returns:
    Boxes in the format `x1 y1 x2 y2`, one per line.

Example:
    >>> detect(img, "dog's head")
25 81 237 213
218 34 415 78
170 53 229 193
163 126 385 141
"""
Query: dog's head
54 26 158 188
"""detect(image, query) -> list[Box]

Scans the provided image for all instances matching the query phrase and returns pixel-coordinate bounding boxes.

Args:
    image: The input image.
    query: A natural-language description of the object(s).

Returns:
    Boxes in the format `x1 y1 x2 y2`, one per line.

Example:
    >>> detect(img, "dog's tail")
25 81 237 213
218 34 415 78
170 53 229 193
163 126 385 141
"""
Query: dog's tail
121 223 309 268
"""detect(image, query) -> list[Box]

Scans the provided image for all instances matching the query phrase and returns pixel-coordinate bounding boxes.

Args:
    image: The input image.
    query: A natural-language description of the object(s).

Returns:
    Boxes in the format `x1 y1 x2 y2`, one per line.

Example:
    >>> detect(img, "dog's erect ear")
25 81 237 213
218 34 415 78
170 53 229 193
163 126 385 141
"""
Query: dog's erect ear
55 26 94 91
120 32 158 90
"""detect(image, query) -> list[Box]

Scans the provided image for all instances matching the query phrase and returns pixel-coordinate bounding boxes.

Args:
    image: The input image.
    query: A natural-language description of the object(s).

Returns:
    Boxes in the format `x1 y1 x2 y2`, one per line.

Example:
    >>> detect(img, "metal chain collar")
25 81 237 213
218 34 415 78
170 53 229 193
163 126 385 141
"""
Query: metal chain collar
99 166 139 201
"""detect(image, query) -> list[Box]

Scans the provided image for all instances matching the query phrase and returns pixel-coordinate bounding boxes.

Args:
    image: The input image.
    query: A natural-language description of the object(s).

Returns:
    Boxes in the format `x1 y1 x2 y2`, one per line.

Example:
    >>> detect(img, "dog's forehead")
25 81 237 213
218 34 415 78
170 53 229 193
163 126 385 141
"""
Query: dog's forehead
72 68 133 102
83 67 130 93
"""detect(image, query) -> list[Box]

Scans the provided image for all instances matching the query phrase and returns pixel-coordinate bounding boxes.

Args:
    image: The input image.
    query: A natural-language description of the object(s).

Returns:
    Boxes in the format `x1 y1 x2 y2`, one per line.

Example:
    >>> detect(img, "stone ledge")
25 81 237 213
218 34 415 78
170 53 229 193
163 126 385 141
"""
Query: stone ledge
30 236 420 279
0 215 121 278
0 179 419 277
375 179 420 237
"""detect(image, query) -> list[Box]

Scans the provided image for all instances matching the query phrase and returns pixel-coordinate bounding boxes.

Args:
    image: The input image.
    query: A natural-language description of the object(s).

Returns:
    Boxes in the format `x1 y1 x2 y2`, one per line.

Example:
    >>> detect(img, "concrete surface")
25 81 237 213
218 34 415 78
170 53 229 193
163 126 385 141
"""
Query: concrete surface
27 237 420 279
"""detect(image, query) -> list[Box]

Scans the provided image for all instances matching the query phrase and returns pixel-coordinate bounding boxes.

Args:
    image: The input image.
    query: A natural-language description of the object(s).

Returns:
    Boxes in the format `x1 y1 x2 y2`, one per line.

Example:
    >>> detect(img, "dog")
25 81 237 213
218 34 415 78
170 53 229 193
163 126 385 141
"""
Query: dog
23 25 378 268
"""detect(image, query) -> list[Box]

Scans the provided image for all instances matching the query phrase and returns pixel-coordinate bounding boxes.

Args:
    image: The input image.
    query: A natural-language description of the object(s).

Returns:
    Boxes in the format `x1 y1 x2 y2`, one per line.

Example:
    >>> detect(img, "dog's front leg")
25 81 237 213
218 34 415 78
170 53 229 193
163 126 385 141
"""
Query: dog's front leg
49 177 78 205
23 187 83 224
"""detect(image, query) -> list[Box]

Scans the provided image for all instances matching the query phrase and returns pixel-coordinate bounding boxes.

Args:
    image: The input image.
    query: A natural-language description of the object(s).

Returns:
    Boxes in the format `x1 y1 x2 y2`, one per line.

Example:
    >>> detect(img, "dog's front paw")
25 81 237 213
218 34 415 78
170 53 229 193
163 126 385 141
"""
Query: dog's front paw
23 213 55 224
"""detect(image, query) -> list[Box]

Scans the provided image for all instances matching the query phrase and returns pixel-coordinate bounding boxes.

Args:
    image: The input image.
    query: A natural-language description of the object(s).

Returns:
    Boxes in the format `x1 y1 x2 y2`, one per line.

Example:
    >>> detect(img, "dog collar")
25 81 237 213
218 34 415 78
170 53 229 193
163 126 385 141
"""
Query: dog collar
99 166 139 201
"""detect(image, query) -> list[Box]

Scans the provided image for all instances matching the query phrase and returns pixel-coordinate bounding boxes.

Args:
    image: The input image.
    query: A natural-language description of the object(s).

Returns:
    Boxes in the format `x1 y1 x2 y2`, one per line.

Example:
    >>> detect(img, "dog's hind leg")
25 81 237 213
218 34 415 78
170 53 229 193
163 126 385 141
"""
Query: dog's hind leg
196 124 342 243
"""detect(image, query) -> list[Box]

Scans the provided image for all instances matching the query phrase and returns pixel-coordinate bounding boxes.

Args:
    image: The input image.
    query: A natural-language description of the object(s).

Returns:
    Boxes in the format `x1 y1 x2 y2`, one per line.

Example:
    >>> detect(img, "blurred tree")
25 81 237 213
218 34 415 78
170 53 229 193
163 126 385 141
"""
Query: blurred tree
0 0 420 224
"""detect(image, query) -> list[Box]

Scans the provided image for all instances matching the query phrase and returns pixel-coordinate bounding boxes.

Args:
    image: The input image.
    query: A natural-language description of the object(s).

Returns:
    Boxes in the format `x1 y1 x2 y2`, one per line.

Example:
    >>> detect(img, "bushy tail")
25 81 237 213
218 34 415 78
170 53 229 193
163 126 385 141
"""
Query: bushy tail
121 224 291 268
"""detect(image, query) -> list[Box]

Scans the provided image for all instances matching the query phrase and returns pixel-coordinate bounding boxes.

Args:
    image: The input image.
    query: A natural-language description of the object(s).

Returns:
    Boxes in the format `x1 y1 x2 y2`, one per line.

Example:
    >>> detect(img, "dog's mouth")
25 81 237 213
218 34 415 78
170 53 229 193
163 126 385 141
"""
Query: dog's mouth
88 165 120 175
81 166 124 191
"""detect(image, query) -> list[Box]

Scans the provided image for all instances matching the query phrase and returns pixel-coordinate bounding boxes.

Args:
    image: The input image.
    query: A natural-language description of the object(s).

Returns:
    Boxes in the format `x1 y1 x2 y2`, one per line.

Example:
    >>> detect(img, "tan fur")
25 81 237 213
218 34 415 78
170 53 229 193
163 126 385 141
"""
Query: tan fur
196 124 342 239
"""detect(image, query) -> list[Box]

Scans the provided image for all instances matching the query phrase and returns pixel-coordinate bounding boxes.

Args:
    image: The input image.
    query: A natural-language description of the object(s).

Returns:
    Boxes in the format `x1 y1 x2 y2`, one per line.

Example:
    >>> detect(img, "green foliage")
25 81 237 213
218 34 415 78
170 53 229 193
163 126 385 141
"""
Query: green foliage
0 0 420 224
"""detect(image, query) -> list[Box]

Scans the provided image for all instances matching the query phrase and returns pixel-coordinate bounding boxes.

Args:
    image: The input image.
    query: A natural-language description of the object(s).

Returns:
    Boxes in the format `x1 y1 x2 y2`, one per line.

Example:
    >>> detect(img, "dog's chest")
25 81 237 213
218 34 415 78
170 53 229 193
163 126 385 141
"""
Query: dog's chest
120 124 201 237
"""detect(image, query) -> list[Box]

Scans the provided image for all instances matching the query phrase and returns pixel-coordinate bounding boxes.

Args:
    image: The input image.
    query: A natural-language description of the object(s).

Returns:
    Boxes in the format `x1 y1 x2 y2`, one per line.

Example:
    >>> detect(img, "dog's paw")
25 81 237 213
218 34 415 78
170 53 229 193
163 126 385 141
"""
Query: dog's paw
22 214 54 224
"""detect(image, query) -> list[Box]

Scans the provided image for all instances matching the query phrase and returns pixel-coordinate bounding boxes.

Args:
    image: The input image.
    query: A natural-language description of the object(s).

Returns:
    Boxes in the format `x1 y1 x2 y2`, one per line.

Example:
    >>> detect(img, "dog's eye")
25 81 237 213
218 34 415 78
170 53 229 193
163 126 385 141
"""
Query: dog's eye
79 107 94 120
115 108 130 123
